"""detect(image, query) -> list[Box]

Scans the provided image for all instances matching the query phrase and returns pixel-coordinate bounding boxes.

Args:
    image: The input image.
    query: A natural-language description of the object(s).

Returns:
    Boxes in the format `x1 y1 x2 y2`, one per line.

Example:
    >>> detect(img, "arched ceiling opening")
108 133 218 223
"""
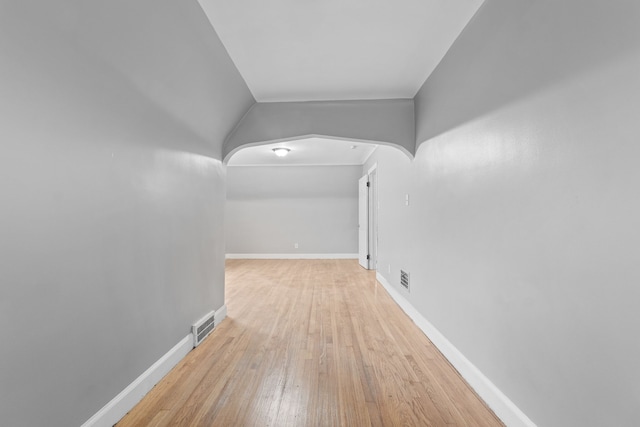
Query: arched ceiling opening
223 99 415 163
227 137 378 166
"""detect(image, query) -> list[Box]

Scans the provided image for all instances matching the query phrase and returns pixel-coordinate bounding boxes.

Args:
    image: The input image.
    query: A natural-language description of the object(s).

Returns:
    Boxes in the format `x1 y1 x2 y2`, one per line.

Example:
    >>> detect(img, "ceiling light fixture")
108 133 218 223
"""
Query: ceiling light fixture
272 147 290 157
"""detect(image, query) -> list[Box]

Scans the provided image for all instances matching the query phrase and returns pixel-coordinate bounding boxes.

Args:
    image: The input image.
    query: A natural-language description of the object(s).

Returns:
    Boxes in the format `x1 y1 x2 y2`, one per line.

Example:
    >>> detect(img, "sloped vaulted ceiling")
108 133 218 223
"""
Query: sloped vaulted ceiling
198 0 484 102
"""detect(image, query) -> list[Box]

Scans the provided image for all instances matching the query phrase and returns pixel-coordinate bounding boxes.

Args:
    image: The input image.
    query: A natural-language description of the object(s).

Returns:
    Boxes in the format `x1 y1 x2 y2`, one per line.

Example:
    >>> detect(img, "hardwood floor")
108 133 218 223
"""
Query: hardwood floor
117 259 503 426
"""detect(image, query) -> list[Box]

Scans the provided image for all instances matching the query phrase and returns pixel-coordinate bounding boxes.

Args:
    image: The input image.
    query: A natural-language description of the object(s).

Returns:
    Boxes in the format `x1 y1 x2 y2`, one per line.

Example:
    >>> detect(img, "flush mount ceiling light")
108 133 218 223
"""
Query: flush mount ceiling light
272 147 291 157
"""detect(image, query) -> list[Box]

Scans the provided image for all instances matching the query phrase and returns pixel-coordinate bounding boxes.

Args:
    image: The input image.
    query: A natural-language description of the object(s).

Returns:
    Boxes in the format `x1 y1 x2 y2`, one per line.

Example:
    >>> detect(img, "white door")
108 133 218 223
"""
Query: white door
358 175 369 269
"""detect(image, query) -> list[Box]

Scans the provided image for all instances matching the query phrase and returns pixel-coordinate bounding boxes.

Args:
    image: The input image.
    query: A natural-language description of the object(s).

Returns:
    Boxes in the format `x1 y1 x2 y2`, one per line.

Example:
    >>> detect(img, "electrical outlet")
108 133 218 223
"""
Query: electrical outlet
294 243 299 249
388 264 391 273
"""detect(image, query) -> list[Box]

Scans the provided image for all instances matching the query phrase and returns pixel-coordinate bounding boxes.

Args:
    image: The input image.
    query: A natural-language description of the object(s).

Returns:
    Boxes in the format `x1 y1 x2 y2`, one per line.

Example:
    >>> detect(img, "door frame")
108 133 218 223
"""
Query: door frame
358 164 378 270
358 174 369 269
367 164 378 271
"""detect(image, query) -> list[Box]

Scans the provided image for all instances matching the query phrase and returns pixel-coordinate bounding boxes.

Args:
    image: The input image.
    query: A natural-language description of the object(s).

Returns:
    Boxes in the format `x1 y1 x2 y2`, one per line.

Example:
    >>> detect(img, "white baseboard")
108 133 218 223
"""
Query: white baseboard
81 334 193 427
82 304 228 427
215 304 227 327
225 253 358 260
375 272 536 427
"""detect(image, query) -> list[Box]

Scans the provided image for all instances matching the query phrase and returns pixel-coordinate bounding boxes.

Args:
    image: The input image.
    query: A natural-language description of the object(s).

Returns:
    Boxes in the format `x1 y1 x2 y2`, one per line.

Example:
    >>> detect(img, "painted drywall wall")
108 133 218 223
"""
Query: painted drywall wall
223 99 415 161
369 0 640 425
0 1 253 426
226 166 360 255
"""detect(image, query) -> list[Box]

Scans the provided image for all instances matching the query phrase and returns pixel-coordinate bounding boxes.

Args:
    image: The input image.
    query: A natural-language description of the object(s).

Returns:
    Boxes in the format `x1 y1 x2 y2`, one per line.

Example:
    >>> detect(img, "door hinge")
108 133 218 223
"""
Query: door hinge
366 254 370 260
366 181 370 187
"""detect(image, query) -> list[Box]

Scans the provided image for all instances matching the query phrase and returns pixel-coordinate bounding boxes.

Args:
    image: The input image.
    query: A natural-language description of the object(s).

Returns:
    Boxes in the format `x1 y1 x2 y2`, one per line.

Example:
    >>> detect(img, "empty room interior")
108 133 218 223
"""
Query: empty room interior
2 0 640 426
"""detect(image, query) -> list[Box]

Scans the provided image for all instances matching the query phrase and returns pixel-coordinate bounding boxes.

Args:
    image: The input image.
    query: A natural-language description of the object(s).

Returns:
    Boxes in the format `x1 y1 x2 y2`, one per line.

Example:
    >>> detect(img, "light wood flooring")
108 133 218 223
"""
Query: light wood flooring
117 259 503 426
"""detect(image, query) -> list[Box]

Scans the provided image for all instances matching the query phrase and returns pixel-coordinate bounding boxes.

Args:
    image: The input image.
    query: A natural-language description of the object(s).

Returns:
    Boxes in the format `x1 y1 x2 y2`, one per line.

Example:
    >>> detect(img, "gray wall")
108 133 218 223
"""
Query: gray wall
368 0 640 425
4 0 638 425
0 1 253 426
226 166 360 254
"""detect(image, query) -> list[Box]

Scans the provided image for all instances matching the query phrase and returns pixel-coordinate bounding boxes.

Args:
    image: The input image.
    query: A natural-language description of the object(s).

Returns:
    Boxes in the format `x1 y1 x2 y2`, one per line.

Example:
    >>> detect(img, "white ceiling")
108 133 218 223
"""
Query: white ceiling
198 0 484 102
227 138 377 166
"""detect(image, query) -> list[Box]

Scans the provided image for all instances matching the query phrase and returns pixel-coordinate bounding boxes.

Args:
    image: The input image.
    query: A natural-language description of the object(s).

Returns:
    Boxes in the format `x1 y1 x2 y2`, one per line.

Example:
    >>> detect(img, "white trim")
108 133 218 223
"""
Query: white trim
376 272 536 427
81 334 193 427
215 304 228 327
225 253 358 259
367 162 378 174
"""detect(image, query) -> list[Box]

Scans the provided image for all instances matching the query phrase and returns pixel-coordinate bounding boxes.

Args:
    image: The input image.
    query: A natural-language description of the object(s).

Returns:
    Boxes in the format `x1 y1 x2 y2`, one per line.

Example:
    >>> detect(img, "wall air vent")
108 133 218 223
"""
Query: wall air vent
400 270 410 291
192 310 216 348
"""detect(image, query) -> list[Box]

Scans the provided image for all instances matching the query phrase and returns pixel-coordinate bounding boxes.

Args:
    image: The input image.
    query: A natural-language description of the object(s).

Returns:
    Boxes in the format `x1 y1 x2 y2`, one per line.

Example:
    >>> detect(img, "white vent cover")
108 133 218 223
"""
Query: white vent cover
400 270 410 291
192 310 216 348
